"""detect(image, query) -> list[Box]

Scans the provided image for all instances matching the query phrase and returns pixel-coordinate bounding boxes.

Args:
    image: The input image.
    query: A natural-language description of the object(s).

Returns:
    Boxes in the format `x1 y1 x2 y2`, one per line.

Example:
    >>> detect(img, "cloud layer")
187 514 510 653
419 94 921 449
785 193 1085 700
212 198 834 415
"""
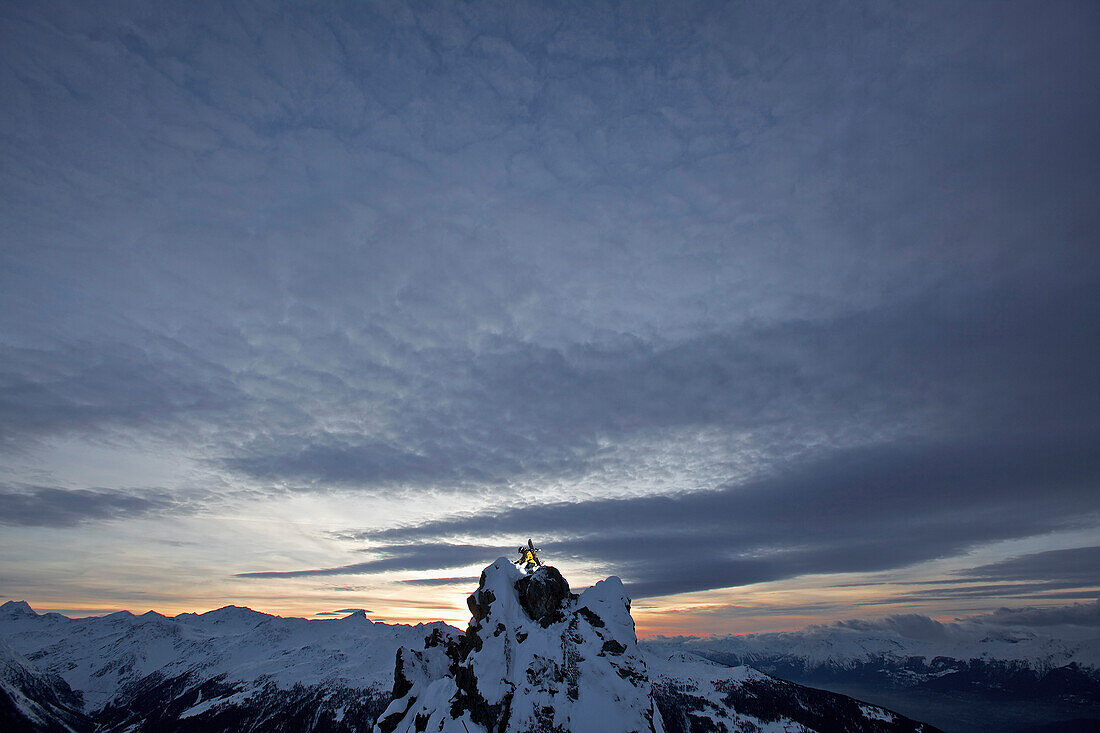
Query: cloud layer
0 486 186 528
0 0 1097 619
253 438 1100 598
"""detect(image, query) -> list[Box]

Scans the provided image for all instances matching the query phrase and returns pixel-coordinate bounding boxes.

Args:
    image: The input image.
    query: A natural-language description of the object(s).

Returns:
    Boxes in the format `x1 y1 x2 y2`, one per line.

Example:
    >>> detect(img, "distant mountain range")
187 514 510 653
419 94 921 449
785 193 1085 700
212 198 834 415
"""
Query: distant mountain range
4 587 1097 732
642 614 1100 732
1 578 937 733
375 560 934 732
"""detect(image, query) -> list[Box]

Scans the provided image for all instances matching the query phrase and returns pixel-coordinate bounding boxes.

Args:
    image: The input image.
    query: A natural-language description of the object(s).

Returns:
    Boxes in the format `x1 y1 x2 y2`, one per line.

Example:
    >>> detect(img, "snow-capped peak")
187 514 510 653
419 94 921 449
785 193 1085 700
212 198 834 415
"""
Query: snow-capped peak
0 600 37 617
376 559 665 733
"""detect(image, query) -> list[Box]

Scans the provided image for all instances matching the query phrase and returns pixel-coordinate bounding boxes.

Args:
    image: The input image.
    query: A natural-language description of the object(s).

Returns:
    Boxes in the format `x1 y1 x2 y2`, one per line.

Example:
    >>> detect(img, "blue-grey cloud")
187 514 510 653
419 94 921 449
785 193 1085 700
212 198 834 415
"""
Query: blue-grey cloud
826 600 1100 635
236 544 494 579
0 485 188 528
1 0 1098 615
0 337 247 449
398 577 481 587
830 614 959 643
861 547 1100 604
220 275 1099 490
241 436 1100 596
3 1 1095 471
961 547 1100 586
971 600 1100 627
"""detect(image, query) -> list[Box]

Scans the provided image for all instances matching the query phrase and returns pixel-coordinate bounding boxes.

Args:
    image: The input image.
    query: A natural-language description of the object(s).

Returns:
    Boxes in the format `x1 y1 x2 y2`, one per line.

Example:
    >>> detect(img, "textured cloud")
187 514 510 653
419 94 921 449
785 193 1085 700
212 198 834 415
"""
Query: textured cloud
0 486 187 528
219 276 1099 491
1 0 1098 617
243 437 1100 597
0 337 246 449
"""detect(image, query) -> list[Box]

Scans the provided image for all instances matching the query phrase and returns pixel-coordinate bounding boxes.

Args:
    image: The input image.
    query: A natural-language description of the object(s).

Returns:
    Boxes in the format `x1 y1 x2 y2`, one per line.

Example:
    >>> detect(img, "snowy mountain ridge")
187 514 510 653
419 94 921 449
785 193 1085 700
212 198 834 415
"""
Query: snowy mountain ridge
0 575 940 732
0 636 89 732
376 559 663 732
642 615 1100 731
374 559 936 732
0 598 445 727
642 616 1100 675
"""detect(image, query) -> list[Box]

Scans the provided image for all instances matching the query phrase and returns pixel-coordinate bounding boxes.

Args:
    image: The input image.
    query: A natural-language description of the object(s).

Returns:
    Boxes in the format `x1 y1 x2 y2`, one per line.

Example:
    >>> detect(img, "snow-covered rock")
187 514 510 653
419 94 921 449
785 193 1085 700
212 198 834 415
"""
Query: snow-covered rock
647 651 936 732
0 635 90 732
641 618 1100 695
376 558 664 733
0 598 451 731
0 583 946 732
374 561 937 733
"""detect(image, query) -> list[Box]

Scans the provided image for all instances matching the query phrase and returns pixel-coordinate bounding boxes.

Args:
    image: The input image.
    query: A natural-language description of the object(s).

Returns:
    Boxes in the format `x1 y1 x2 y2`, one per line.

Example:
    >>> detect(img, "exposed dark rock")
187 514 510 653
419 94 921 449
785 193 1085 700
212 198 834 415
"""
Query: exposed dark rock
514 566 570 625
467 587 496 622
391 648 414 699
576 606 605 628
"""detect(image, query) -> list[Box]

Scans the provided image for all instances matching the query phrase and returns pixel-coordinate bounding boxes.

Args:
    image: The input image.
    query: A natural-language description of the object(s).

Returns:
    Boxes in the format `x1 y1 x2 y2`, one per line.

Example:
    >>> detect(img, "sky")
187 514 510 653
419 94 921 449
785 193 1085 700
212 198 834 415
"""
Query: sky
0 0 1097 636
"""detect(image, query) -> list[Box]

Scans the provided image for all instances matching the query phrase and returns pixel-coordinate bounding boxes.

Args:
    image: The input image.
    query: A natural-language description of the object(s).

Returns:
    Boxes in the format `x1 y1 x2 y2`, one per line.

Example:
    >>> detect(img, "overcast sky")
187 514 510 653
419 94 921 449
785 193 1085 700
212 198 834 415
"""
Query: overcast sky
1 0 1097 634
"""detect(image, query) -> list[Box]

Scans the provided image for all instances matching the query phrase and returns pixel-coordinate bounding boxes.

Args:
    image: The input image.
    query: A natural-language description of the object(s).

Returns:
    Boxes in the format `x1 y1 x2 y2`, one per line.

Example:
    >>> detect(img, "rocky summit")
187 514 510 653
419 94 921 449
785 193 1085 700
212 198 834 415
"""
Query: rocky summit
376 559 662 733
374 560 939 733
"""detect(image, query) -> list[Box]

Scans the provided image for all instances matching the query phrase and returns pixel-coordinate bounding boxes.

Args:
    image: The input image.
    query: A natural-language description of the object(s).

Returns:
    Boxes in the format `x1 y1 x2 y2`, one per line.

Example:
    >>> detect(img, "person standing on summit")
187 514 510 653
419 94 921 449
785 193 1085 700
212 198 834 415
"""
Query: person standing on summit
517 540 541 572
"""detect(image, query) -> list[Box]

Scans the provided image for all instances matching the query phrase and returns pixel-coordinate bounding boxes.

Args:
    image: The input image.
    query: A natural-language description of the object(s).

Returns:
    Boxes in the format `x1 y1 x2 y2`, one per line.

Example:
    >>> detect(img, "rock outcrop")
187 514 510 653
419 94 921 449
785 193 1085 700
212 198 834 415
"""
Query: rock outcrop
375 559 664 733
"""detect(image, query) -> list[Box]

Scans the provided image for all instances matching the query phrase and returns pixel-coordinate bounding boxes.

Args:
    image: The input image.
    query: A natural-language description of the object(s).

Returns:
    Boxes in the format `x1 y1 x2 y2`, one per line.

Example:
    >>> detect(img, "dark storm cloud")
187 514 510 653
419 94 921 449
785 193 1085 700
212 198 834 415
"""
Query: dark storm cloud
0 486 187 528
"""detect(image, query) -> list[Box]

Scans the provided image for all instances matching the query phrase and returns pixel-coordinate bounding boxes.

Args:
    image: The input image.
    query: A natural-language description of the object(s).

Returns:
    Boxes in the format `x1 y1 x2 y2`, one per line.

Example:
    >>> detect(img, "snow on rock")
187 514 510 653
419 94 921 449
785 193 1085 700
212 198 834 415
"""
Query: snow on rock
0 636 90 732
0 600 454 730
641 617 1100 706
374 563 942 733
647 651 935 733
0 601 36 619
375 558 664 733
642 620 1100 675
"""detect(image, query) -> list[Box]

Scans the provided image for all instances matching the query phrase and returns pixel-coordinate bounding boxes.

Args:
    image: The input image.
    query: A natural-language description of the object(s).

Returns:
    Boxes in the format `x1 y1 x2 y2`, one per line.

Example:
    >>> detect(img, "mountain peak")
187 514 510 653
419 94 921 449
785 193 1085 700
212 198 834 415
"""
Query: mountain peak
375 559 663 733
339 609 372 622
0 600 36 617
197 605 269 620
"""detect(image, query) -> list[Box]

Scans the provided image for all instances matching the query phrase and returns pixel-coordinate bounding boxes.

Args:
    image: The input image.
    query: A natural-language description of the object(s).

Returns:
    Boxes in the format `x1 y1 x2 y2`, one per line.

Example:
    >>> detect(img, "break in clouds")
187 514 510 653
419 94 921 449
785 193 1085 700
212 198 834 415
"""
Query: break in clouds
1 0 1098 612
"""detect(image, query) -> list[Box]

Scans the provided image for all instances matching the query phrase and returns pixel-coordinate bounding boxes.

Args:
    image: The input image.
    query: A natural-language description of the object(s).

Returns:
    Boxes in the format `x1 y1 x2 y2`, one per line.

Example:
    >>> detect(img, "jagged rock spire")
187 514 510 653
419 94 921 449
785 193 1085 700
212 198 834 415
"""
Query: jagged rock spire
375 558 664 733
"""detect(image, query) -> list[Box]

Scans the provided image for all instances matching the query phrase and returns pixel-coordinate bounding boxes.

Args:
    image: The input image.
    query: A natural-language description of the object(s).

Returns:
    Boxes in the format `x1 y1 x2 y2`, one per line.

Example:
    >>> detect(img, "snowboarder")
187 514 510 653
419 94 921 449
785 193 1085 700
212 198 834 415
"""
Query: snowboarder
517 539 542 572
